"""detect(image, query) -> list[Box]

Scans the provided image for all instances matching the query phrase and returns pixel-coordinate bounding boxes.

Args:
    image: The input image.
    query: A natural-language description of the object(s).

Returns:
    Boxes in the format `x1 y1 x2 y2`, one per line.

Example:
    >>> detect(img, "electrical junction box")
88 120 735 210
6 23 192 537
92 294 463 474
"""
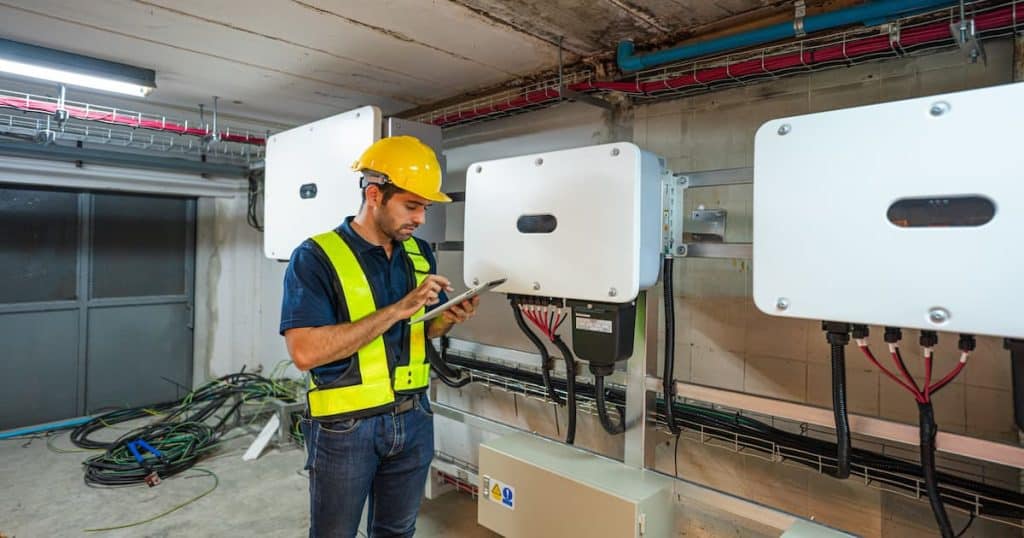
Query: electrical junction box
478 432 672 538
753 82 1024 339
263 109 445 261
463 142 665 303
568 300 636 371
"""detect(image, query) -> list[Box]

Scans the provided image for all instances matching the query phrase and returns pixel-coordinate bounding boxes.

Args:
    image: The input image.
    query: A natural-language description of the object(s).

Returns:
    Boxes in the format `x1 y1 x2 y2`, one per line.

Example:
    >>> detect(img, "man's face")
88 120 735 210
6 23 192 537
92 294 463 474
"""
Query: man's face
371 187 431 242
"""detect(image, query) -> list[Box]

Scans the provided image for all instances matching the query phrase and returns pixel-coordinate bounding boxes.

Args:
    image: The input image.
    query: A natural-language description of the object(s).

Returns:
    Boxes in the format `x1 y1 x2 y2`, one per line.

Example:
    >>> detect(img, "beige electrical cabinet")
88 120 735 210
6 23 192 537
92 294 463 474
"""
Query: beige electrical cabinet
478 433 672 538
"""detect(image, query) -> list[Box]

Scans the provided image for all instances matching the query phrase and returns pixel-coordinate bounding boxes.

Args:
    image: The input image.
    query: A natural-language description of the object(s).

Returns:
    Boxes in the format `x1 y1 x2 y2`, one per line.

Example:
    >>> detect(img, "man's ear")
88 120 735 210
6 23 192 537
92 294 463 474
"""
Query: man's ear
364 184 382 208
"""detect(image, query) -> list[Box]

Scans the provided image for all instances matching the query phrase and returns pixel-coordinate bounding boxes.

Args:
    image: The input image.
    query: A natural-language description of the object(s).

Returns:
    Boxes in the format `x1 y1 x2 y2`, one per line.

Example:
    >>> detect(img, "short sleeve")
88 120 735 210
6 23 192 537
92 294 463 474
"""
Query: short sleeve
279 241 339 334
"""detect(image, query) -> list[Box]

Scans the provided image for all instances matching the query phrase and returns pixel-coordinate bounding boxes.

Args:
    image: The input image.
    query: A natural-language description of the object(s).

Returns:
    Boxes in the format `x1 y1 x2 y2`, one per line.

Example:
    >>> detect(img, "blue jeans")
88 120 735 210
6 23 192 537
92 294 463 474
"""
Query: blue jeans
301 393 435 538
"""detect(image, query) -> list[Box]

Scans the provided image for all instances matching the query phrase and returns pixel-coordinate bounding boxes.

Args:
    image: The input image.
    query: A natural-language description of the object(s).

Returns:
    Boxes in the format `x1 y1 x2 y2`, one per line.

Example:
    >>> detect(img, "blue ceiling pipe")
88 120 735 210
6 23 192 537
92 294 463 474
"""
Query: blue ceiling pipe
617 0 959 72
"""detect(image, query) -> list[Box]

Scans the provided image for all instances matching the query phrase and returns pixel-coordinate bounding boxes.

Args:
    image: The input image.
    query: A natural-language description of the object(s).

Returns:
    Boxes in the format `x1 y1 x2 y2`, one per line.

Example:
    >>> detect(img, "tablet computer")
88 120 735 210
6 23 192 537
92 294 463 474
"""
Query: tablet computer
408 277 507 325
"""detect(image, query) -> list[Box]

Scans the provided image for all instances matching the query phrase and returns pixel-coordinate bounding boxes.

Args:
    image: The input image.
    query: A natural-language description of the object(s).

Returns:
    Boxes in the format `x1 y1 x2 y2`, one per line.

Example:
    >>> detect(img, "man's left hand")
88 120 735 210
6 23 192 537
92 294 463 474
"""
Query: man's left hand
440 296 480 325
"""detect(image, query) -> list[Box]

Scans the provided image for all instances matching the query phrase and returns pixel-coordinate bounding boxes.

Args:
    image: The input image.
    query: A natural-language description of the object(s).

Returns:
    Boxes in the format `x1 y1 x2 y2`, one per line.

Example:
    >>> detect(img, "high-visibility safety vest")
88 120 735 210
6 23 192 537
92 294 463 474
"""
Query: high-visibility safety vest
305 230 430 420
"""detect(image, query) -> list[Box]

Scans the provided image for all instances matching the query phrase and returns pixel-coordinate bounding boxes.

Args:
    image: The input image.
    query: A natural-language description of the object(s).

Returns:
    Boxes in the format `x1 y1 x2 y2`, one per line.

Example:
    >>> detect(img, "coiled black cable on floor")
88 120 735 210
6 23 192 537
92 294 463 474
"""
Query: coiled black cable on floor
71 371 297 487
82 422 218 487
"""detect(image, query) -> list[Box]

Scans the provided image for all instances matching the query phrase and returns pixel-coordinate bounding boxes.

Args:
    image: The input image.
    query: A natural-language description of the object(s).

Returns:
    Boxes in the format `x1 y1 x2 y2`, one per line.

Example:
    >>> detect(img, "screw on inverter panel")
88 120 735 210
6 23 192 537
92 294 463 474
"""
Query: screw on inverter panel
930 102 950 117
928 307 950 324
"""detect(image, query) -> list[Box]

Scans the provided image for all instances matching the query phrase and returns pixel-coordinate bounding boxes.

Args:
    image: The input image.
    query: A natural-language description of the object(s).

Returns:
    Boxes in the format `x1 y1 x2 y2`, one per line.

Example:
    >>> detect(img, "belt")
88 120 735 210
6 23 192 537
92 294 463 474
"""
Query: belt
304 395 419 422
389 396 416 415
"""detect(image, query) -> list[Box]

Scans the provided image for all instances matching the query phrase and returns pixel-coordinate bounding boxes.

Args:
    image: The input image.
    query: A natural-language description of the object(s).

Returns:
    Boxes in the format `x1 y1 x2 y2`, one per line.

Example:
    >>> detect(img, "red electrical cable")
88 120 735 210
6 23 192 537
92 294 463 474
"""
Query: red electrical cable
924 350 934 400
522 305 553 340
928 361 966 396
554 312 567 332
859 344 925 403
890 347 923 396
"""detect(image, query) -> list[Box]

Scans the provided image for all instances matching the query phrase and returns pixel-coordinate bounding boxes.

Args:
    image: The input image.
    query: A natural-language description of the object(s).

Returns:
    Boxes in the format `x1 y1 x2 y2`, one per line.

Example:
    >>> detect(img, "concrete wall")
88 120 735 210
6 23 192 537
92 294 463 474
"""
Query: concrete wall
194 195 294 382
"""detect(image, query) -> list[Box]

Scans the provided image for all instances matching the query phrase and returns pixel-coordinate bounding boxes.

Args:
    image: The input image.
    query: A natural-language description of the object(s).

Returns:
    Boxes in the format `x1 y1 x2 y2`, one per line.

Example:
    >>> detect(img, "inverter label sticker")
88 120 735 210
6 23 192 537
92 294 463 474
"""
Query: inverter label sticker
576 316 613 334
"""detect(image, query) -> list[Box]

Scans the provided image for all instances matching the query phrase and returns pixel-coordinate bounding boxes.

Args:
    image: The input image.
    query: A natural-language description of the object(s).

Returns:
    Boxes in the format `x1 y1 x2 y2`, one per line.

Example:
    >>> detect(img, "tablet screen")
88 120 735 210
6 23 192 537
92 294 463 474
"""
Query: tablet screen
408 278 507 324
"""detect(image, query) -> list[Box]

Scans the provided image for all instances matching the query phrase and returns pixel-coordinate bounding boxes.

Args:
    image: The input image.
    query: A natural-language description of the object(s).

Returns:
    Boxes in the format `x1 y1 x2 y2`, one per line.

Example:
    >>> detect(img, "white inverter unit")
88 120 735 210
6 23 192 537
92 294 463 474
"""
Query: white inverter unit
263 106 381 261
753 82 1024 339
463 142 664 303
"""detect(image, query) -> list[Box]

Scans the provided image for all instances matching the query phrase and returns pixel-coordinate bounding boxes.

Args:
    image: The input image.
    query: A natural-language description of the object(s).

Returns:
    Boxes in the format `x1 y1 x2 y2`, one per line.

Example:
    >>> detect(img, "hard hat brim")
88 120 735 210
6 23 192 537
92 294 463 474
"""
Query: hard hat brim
417 190 452 203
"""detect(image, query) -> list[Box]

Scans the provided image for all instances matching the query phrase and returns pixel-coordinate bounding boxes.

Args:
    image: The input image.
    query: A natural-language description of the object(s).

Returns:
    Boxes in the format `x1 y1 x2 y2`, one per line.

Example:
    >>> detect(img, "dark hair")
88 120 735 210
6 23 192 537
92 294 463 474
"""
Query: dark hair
360 174 403 206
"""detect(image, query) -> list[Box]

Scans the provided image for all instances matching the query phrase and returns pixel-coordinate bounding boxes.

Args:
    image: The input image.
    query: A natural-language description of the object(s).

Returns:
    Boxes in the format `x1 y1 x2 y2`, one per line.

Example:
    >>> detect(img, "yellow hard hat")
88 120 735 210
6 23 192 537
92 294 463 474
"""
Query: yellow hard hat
352 135 451 203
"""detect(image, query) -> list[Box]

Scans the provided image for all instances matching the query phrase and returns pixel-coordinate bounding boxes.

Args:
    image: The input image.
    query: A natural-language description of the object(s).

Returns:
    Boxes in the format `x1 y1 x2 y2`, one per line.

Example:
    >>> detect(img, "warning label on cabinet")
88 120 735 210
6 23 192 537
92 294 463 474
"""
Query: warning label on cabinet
482 475 515 510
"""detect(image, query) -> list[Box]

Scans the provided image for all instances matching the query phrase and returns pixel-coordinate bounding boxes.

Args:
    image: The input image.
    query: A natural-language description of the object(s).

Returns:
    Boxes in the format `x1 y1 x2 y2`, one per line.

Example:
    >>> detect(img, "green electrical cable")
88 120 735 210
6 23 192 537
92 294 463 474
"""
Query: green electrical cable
83 468 219 533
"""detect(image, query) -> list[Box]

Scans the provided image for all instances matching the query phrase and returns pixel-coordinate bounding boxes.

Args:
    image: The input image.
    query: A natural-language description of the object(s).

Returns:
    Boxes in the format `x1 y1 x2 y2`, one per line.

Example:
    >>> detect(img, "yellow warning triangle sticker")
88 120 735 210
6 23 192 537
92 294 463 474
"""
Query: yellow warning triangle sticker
491 484 502 500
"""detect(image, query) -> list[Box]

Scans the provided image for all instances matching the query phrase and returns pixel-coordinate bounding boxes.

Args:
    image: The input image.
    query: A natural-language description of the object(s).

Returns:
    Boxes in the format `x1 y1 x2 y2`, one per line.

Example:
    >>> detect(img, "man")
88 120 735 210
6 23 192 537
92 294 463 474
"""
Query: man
280 135 479 537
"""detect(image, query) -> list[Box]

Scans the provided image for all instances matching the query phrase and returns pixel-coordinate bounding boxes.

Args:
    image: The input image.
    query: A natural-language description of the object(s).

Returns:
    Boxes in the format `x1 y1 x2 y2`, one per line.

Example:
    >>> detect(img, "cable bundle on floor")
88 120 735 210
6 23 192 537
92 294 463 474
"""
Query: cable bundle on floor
73 370 298 487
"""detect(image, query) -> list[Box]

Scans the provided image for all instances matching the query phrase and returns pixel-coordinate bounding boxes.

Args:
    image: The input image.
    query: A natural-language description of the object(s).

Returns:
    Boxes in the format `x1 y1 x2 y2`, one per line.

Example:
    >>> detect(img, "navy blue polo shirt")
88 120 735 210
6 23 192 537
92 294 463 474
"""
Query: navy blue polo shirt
279 216 446 384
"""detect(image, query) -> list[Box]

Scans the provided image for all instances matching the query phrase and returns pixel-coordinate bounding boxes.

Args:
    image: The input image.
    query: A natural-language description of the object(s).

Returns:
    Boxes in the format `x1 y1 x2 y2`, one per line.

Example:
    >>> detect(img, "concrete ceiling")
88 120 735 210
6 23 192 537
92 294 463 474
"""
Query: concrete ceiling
0 0 789 128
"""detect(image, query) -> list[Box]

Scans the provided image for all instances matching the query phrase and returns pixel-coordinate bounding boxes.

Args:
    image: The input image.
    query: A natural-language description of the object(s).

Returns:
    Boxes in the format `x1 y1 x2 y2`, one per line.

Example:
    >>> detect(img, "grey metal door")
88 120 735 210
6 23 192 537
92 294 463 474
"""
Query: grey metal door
0 186 195 430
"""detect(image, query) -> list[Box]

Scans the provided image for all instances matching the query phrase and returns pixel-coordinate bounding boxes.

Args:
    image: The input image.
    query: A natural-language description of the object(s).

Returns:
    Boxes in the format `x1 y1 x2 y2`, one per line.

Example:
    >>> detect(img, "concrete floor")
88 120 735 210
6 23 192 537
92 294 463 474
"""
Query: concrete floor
0 428 497 537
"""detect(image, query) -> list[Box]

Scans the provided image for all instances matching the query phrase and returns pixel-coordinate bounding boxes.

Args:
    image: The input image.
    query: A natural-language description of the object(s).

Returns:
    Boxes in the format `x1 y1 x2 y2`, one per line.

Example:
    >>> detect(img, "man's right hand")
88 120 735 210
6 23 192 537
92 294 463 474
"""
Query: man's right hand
391 275 453 320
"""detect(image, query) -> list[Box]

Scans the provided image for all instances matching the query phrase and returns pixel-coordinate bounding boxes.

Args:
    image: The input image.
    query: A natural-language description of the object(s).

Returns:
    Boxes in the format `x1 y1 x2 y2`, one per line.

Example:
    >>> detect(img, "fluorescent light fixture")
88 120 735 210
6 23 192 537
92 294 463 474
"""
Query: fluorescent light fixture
0 38 156 97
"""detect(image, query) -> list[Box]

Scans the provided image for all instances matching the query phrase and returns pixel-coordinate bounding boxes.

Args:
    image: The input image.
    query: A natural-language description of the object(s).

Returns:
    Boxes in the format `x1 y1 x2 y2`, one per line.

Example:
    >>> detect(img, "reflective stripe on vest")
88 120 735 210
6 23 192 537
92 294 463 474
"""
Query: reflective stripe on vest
305 231 431 418
394 238 430 392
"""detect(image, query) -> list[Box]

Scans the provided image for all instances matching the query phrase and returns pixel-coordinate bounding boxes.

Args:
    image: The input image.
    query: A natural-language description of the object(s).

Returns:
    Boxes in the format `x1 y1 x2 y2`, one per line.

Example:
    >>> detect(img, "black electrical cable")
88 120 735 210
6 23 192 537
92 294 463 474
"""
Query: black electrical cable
823 324 852 480
594 374 624 435
246 171 264 232
662 256 680 435
427 336 471 388
552 335 578 445
510 297 562 405
1005 339 1024 431
830 342 851 478
82 422 217 486
955 513 976 537
918 402 955 538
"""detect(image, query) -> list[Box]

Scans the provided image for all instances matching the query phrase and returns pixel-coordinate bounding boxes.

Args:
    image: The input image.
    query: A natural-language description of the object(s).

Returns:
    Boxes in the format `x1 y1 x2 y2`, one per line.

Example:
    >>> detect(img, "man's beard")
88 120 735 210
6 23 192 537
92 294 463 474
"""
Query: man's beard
376 211 416 242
